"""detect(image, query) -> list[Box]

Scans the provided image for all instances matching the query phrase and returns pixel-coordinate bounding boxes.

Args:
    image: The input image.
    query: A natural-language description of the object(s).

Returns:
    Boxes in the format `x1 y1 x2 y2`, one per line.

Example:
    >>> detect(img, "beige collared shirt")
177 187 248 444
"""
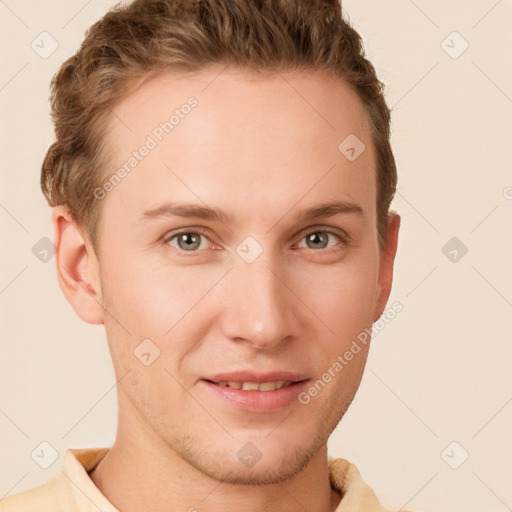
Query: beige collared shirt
1 448 413 511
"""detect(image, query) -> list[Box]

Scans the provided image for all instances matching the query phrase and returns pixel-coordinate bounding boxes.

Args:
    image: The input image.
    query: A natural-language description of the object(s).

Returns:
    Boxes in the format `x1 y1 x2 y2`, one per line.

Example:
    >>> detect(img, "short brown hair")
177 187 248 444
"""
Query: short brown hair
41 0 397 254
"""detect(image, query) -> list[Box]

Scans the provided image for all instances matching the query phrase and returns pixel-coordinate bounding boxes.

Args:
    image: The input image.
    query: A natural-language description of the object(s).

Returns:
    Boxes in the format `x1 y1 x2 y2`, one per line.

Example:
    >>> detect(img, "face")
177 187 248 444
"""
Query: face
73 67 398 484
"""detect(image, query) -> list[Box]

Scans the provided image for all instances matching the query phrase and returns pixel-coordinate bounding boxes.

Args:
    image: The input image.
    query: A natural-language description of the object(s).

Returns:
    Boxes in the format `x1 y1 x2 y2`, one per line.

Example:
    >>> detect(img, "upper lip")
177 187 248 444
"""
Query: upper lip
203 371 309 384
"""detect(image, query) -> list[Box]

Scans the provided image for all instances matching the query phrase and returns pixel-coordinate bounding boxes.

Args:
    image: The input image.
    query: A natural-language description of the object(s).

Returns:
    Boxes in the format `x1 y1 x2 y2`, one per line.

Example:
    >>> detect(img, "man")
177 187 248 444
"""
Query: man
1 0 408 511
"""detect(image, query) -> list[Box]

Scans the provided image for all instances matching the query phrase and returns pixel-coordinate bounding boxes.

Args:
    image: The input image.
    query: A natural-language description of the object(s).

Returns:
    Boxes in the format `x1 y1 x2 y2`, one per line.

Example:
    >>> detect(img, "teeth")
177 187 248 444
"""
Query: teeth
258 381 279 391
241 381 260 391
215 380 292 391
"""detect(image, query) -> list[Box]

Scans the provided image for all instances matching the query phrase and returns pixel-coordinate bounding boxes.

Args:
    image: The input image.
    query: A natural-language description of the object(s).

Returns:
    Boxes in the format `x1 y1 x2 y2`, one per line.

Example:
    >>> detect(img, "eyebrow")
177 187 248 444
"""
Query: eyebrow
140 200 364 224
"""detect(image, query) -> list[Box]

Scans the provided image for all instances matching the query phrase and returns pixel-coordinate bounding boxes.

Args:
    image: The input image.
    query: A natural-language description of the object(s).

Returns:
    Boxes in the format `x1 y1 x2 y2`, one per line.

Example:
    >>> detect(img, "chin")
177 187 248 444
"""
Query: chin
201 456 310 485
180 435 324 486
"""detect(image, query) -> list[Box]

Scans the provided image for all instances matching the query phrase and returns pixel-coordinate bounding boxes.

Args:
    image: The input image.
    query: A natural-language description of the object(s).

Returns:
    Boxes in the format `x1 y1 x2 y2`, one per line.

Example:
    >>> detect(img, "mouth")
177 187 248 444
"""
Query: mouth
200 375 310 413
204 379 295 391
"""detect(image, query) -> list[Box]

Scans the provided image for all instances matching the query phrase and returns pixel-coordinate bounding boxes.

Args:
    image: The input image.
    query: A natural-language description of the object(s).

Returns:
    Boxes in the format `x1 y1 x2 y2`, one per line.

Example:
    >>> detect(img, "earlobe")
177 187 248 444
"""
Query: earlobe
373 211 401 322
51 205 105 325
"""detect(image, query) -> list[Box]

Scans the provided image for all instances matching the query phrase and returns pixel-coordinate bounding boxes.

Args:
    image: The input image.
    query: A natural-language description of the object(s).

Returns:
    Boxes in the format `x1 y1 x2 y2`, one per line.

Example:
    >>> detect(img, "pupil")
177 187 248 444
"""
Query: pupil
180 233 200 250
308 232 327 249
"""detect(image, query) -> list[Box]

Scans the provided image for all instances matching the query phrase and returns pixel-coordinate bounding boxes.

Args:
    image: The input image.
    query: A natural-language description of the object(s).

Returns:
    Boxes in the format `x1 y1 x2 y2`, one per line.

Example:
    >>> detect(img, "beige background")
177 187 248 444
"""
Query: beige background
1 1 511 511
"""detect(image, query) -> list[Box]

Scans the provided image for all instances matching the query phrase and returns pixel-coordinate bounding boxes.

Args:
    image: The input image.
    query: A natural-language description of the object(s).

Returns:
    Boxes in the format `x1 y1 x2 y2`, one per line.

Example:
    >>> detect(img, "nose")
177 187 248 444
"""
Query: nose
219 252 300 351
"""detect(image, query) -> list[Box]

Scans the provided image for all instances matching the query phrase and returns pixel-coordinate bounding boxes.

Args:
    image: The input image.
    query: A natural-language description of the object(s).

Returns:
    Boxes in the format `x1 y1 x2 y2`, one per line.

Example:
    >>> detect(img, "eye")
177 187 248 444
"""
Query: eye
163 228 347 254
165 231 211 252
297 230 344 251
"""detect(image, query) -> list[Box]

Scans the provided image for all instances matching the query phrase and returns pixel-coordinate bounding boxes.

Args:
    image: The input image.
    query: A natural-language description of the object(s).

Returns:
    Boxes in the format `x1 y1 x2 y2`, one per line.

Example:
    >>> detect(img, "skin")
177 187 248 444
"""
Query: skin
52 66 400 512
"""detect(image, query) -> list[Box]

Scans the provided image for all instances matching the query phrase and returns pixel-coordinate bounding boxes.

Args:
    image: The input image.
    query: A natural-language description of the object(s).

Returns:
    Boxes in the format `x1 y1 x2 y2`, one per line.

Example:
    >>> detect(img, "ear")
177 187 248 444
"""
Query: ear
51 205 104 324
373 210 401 322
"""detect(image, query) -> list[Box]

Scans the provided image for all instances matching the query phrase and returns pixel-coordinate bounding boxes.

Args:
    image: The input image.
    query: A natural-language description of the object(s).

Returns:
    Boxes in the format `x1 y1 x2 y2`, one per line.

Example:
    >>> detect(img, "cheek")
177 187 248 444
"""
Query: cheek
99 256 220 371
298 254 379 335
101 251 205 328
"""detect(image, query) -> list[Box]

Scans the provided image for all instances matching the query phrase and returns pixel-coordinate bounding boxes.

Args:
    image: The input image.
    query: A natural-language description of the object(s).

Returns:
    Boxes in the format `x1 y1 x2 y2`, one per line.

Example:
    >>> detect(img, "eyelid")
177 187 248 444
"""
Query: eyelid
296 225 350 244
163 227 216 252
163 226 213 243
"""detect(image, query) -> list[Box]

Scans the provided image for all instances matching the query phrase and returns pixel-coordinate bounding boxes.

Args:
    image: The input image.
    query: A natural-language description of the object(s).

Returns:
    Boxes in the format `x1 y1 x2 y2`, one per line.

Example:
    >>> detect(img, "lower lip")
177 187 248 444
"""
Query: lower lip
200 380 309 413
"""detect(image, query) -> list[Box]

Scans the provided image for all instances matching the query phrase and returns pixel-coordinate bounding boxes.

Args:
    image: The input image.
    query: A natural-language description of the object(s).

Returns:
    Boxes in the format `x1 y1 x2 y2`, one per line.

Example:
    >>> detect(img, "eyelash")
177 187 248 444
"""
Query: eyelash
163 227 349 255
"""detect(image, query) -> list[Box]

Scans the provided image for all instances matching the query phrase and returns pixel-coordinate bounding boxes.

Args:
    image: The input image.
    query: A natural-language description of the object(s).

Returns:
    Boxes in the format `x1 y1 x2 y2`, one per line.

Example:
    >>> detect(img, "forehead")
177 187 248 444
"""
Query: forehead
111 66 372 147
100 67 376 227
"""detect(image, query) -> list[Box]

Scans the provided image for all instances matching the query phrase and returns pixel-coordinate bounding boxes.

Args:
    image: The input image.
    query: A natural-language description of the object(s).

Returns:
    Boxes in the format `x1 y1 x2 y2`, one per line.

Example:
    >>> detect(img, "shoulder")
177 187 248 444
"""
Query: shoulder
1 447 111 512
328 456 416 512
0 473 75 512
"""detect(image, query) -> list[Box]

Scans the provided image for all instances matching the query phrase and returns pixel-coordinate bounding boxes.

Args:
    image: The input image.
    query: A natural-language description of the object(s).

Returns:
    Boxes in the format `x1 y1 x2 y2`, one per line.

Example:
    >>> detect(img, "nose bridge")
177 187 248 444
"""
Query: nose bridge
221 249 296 349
